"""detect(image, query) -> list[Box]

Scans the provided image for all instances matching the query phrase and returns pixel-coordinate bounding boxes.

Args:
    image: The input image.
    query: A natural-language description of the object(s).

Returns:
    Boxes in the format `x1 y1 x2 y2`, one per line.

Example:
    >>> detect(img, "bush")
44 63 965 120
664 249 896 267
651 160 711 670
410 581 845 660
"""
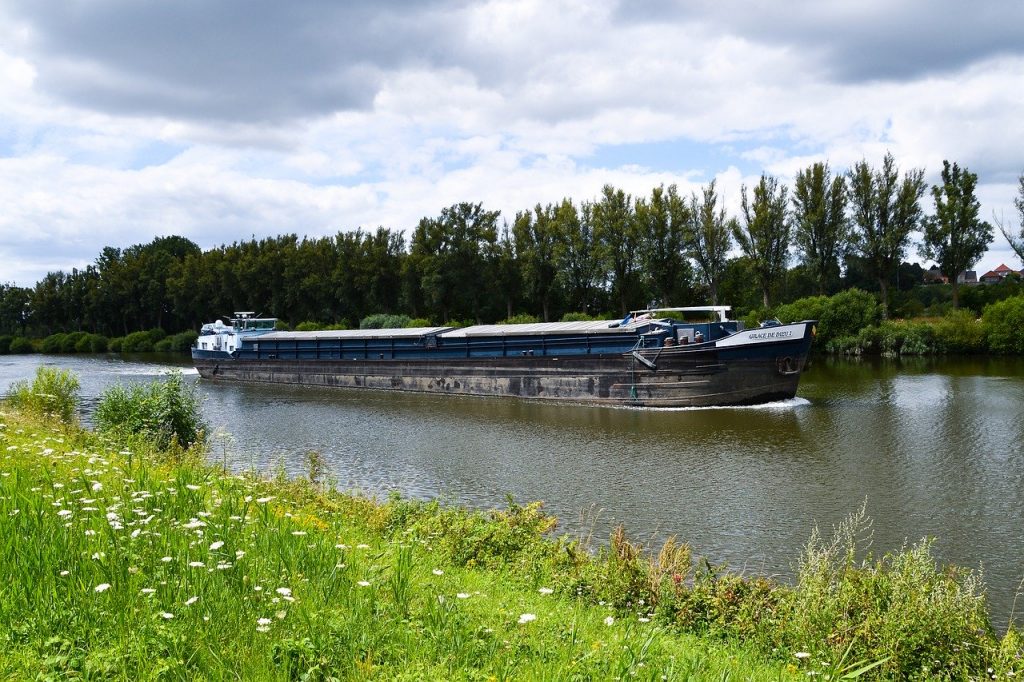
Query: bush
107 337 123 352
89 334 109 353
294 321 322 331
5 366 80 423
933 309 985 354
498 314 539 325
94 371 206 449
983 295 1024 354
560 312 602 322
405 318 433 328
0 335 12 354
120 331 154 353
60 331 87 353
820 288 878 342
360 314 412 330
8 337 34 354
40 333 67 354
789 508 992 679
774 296 829 328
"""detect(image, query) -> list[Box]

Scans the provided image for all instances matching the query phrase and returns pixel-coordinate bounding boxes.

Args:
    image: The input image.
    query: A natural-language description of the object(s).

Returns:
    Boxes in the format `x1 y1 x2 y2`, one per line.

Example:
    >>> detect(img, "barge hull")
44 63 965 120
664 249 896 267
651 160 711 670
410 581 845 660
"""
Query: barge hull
194 344 807 408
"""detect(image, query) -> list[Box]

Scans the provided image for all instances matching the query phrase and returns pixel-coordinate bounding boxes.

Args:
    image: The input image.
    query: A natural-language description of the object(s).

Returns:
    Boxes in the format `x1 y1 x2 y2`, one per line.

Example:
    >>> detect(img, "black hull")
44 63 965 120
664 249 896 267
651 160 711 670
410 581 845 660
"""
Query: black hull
193 343 809 408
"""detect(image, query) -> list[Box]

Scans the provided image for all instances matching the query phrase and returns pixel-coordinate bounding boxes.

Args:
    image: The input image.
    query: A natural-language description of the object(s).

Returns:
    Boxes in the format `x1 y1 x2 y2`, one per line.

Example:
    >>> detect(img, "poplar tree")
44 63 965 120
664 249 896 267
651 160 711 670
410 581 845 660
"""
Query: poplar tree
594 185 641 314
684 180 733 306
847 152 926 319
792 162 848 295
734 174 790 308
997 172 1024 263
513 204 561 321
553 199 603 314
636 185 691 307
920 161 993 308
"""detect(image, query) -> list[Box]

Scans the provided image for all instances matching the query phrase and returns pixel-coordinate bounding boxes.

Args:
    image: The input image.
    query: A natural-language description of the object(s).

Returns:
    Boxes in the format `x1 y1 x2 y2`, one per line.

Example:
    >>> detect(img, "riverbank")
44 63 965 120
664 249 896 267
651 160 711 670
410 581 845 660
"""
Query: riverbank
1 406 1022 679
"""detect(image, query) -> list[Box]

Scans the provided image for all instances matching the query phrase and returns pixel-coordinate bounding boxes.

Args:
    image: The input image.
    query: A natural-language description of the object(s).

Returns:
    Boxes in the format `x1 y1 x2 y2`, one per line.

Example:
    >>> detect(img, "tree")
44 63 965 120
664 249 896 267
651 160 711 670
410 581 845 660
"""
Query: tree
593 185 642 314
996 172 1024 263
554 199 604 314
637 185 693 307
920 161 993 308
513 204 561 321
847 152 926 319
409 202 499 323
734 174 790 308
684 180 733 305
792 162 848 295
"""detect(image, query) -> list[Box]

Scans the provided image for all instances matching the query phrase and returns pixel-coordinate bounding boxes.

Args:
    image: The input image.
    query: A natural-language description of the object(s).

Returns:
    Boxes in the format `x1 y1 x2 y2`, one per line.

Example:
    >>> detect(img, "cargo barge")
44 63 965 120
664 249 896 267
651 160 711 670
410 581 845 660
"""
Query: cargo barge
192 308 815 407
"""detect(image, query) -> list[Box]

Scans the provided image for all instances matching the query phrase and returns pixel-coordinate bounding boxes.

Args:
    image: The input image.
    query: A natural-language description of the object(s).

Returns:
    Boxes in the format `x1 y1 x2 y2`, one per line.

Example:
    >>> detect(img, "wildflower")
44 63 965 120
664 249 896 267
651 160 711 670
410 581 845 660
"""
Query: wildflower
275 610 286 620
185 484 200 491
356 543 370 549
538 587 553 595
275 587 292 597
257 617 272 626
235 550 246 559
518 613 537 624
604 616 615 626
209 540 224 550
189 561 205 567
94 583 111 592
638 617 650 623
91 482 102 491
457 593 470 599
795 652 811 660
161 556 172 563
185 596 199 606
432 569 443 576
57 509 72 518
291 531 306 536
141 588 156 595
59 570 69 576
256 496 274 504
160 612 174 620
357 580 371 587
84 530 96 536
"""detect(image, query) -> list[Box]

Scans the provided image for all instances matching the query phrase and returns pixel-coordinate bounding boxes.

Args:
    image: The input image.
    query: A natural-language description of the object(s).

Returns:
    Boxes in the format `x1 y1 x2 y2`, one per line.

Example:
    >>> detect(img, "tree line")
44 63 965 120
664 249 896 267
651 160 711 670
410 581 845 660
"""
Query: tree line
2 155 1022 338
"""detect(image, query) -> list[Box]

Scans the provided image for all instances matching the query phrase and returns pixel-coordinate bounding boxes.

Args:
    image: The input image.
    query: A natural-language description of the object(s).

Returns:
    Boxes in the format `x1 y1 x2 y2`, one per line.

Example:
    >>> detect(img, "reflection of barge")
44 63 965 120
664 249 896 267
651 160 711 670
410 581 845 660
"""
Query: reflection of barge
192 308 816 407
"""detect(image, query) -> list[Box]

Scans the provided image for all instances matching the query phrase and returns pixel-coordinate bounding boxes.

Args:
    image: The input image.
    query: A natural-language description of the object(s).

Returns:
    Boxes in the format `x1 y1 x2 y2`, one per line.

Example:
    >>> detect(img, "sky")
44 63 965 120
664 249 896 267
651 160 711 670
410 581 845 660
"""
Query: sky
1 0 1023 287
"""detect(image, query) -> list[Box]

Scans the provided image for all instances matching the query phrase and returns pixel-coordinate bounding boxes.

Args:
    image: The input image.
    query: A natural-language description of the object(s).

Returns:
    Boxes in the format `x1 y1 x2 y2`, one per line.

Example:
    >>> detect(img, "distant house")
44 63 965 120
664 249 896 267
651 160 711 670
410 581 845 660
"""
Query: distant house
979 264 1023 284
923 266 977 285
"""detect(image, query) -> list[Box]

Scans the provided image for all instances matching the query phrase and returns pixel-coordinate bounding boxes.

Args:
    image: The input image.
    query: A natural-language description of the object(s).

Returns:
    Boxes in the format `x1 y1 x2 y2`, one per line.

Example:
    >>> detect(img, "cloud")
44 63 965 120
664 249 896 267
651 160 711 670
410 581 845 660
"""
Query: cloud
3 0 459 123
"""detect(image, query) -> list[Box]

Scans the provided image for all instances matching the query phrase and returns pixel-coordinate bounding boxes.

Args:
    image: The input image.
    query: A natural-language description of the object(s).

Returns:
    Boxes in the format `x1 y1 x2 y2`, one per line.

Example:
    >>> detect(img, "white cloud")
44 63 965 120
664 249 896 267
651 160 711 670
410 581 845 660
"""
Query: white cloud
1 0 1022 285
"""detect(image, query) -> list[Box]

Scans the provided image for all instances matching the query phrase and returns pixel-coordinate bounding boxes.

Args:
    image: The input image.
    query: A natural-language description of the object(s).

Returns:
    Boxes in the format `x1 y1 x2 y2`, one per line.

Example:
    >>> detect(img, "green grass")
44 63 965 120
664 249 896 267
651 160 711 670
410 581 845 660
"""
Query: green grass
0 410 797 680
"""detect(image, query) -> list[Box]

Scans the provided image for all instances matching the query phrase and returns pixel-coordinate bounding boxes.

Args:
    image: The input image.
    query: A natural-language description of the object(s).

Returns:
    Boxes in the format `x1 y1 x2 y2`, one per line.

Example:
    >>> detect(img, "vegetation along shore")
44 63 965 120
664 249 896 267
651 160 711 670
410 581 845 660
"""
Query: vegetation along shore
1 366 1021 679
3 159 1024 359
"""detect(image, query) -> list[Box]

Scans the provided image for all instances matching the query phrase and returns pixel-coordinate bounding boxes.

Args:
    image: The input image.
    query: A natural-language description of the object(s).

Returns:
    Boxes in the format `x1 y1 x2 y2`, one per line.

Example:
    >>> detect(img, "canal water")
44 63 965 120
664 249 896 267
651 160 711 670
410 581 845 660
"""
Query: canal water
2 353 1022 626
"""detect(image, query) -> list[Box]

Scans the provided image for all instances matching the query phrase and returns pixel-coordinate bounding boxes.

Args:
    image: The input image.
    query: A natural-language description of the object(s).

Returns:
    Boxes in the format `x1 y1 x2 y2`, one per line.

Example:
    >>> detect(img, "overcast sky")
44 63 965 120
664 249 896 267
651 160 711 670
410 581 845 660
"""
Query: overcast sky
1 0 1022 287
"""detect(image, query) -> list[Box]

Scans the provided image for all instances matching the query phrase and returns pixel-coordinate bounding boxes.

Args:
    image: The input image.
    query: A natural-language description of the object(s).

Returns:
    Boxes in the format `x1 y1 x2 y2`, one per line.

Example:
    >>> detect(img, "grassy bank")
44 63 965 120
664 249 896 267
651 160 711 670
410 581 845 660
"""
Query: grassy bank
0 409 795 680
1 369 1022 679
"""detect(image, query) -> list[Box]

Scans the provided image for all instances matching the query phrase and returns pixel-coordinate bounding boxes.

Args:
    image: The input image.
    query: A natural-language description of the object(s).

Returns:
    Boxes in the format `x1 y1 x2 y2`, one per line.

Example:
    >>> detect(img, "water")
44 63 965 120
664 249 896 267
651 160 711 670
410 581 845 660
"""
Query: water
2 353 1023 626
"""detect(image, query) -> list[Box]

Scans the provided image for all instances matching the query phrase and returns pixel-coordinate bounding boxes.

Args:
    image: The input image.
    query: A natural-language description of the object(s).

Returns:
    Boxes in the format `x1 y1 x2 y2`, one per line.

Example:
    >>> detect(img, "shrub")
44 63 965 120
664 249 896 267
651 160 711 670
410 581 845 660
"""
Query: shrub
5 366 80 423
94 371 206 449
295 321 322 331
120 331 154 353
560 312 602 322
0 335 12 354
360 314 412 330
983 295 1024 354
40 333 67 354
774 296 829 328
790 508 992 679
933 309 985 354
820 288 878 343
89 334 109 353
405 318 433 328
60 332 87 353
107 337 123 352
8 337 34 354
498 314 539 325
